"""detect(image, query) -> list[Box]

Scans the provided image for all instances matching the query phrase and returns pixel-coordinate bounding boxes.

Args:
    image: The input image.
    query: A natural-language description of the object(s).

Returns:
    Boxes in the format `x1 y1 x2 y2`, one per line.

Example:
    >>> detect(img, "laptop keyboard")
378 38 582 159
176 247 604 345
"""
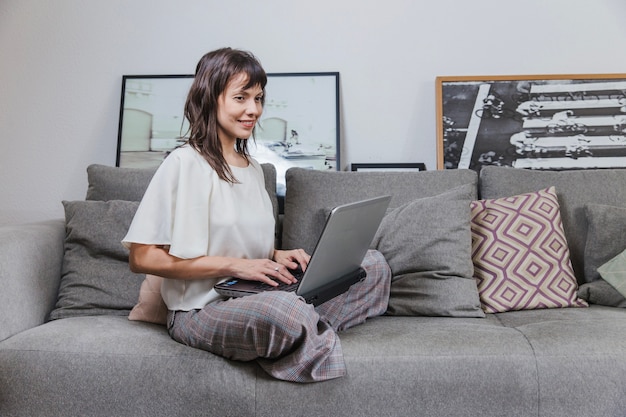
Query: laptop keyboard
254 281 299 292
253 267 304 292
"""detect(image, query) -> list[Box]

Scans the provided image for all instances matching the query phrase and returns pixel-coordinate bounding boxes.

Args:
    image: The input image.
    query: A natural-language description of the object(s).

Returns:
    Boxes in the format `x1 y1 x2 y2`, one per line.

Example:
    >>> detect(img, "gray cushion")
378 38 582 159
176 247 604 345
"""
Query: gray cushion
48 200 144 320
86 164 158 201
371 184 484 317
583 204 626 282
86 163 279 231
283 167 478 253
479 166 626 283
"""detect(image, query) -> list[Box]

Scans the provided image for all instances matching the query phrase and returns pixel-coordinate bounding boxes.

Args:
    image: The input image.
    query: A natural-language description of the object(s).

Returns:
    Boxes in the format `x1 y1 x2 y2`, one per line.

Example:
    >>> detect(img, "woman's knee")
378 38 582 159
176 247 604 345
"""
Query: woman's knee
251 292 317 329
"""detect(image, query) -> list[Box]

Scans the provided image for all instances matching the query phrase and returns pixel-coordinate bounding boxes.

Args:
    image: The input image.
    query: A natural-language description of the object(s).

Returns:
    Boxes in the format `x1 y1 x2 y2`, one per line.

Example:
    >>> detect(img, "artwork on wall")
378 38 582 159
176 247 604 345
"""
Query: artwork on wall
116 72 340 196
436 74 626 172
351 163 426 172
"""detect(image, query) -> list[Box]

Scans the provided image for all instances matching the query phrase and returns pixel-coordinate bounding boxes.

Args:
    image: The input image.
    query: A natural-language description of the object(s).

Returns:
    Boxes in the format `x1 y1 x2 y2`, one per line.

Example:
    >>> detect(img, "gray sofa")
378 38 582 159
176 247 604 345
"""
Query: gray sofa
2 164 626 417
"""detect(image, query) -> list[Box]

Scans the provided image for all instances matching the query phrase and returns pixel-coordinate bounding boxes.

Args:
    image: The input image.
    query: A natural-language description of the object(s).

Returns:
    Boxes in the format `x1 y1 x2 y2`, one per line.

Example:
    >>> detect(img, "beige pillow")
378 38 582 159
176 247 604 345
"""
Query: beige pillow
128 274 168 325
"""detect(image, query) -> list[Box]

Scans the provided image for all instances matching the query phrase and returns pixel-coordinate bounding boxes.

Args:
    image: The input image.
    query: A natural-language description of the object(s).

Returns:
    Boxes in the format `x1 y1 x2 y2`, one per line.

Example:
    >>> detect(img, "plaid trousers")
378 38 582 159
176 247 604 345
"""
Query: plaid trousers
167 249 391 383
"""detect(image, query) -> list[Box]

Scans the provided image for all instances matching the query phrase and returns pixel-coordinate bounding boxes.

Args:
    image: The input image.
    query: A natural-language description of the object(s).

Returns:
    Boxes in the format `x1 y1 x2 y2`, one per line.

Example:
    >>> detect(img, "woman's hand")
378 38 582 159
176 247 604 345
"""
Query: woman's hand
233 249 311 287
273 249 310 272
230 257 300 287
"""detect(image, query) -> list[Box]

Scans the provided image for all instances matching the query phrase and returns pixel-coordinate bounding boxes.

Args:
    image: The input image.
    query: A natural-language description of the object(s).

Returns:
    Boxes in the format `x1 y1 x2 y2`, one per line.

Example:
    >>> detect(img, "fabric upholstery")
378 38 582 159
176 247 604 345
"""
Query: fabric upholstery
283 167 478 254
478 166 626 283
49 200 144 320
371 184 484 317
0 220 65 342
86 164 158 201
583 204 626 282
0 316 258 417
470 187 587 313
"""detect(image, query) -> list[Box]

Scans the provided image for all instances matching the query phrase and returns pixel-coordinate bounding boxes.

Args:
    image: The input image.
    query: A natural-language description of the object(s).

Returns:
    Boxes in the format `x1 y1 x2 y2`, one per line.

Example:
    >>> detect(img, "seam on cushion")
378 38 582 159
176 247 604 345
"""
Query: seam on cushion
494 313 541 417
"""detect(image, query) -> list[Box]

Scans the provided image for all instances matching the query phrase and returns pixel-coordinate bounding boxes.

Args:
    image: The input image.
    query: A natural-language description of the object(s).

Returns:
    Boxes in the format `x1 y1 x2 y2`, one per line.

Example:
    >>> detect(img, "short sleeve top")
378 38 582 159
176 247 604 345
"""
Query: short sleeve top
122 145 275 311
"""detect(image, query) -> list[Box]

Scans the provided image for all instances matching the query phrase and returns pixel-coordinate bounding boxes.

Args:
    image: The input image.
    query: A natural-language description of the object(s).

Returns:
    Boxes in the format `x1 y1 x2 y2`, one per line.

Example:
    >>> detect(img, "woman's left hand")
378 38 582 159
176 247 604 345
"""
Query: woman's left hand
273 248 311 273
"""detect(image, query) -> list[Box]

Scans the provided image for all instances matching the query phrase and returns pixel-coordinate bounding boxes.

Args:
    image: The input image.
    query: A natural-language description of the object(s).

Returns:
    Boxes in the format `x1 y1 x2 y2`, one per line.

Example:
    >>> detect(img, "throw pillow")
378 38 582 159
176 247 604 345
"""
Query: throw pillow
583 204 626 282
372 184 485 317
578 279 626 308
128 274 168 325
470 186 587 313
49 200 144 320
597 248 626 299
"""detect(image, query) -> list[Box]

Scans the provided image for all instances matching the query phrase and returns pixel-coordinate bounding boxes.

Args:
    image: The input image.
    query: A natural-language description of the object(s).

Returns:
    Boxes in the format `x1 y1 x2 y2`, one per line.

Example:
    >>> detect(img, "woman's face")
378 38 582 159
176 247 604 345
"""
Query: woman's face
216 73 264 144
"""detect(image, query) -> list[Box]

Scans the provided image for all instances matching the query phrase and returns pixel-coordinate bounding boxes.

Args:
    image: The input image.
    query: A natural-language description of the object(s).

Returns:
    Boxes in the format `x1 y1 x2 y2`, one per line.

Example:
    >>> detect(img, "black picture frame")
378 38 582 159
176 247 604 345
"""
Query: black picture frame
116 72 341 196
351 163 426 172
436 73 626 172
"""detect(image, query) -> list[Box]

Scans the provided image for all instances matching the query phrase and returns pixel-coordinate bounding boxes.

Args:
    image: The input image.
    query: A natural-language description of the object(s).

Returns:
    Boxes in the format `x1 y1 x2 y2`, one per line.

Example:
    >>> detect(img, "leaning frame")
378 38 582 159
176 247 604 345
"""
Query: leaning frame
436 73 626 172
116 72 341 196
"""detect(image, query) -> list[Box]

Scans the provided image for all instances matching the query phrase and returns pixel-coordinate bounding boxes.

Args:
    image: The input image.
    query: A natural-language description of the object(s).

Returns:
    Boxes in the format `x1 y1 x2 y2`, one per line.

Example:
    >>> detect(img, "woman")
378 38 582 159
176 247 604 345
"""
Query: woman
122 47 391 382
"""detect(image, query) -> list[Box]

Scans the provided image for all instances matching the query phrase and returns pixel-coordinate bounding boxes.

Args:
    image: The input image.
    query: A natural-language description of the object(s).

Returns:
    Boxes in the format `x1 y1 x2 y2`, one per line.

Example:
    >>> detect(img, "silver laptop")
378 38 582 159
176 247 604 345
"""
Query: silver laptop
214 195 391 306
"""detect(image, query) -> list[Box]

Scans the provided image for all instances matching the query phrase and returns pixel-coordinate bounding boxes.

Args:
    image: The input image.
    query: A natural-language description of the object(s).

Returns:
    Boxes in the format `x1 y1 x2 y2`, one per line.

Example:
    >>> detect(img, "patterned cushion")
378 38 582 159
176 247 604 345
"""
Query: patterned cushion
470 186 587 313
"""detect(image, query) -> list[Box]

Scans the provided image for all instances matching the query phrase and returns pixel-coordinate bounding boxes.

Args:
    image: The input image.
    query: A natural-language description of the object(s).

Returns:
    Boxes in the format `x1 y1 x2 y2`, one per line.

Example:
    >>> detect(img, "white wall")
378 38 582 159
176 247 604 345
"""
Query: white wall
1 0 626 225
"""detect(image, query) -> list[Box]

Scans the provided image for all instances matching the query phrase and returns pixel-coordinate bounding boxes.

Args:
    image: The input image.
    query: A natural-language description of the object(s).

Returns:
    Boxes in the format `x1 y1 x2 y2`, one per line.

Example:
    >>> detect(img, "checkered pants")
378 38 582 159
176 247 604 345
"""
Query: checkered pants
167 249 391 383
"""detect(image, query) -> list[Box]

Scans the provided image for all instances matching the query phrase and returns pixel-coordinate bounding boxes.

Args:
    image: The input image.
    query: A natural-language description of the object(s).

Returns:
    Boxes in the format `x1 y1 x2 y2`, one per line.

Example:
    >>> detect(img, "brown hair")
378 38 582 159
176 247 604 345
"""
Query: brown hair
184 47 267 183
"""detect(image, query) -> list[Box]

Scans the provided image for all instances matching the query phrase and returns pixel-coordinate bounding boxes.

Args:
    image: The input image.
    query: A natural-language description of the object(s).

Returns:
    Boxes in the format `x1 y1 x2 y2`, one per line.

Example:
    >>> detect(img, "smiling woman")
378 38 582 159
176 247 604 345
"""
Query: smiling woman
120 47 392 383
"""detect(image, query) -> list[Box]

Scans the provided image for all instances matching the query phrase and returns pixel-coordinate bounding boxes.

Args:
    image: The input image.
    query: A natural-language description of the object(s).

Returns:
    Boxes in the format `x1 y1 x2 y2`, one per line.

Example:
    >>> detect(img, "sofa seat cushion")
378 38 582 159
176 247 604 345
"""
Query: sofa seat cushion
257 314 539 417
495 305 626 416
1 315 538 417
478 166 626 283
0 316 258 417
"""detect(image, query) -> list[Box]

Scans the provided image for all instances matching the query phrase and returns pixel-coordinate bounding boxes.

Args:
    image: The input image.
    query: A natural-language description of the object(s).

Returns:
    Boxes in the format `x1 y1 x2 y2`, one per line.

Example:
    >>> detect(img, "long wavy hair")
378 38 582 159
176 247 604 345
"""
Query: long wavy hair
183 47 267 183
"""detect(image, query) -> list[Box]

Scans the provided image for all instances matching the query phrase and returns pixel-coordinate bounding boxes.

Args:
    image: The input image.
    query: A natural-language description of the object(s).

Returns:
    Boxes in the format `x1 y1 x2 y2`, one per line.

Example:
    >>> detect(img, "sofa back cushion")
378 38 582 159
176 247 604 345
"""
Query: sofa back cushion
479 166 626 284
86 163 279 219
283 168 483 317
86 164 158 201
283 168 478 253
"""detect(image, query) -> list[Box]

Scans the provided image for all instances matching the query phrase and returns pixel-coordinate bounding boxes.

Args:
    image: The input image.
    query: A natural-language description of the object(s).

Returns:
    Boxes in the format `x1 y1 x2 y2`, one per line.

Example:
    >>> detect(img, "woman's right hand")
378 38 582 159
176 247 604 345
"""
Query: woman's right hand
230 258 298 287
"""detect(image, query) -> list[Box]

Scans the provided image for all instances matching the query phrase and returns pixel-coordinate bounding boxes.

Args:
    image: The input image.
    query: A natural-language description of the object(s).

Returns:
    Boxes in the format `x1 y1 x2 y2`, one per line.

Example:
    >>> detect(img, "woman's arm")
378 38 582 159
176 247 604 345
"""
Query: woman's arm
129 243 302 287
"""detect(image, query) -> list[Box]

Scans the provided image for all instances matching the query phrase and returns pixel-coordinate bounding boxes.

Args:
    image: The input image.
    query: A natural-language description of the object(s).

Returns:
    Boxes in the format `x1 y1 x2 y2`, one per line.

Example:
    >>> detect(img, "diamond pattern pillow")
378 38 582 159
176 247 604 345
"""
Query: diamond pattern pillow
470 186 588 313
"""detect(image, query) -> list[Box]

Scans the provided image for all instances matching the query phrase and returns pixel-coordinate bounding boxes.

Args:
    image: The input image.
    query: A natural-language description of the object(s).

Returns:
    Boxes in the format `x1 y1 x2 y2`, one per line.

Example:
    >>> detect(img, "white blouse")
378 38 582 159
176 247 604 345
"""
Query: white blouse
122 145 275 311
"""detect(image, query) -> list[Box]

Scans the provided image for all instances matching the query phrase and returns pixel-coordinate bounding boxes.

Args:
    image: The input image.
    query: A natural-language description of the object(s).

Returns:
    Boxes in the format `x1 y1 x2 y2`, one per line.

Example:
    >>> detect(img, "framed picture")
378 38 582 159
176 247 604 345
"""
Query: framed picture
351 163 426 172
436 74 626 171
116 72 340 196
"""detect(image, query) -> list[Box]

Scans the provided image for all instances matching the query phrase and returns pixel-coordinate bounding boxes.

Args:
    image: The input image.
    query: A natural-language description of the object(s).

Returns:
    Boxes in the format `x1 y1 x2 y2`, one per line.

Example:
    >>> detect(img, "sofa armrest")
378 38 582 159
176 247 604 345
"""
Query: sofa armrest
0 219 65 342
